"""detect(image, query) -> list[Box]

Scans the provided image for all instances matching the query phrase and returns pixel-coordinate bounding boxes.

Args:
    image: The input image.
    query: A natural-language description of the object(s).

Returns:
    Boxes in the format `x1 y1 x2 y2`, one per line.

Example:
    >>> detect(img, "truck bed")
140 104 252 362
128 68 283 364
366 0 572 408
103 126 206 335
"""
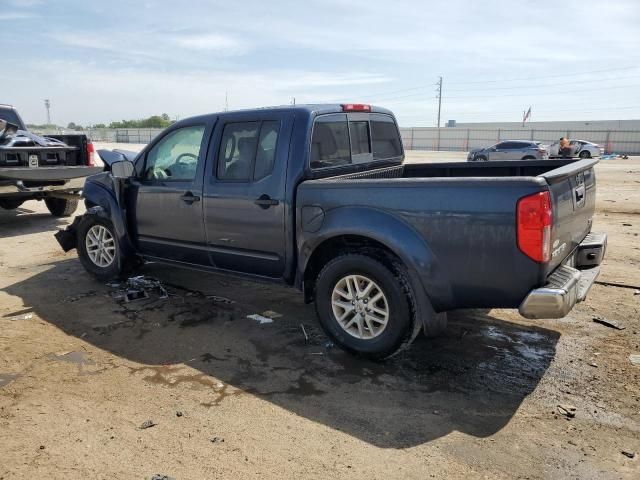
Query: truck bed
298 158 597 310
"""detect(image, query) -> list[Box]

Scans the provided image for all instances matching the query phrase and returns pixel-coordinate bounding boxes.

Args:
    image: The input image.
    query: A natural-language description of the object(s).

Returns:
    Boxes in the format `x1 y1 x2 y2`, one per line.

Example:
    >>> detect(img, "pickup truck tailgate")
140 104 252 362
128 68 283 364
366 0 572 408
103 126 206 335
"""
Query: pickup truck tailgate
542 158 598 274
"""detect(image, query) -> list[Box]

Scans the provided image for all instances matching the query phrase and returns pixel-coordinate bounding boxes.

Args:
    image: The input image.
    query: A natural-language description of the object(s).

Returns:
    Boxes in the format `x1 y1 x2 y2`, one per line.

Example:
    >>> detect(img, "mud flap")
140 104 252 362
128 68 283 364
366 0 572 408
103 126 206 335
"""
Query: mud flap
54 215 82 252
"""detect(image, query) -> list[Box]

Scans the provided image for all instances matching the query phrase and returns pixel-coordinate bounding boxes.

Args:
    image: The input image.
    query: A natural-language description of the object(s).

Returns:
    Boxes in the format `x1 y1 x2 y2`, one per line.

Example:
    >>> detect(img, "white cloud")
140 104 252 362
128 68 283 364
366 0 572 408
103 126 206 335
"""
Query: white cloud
171 33 246 53
0 12 35 20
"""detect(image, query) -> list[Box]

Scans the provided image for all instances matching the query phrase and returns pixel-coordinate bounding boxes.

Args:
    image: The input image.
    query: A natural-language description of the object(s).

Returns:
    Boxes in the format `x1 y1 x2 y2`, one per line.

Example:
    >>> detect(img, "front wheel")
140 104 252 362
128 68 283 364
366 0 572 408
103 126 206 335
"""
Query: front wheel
475 155 488 162
45 197 79 217
314 254 416 360
77 216 122 280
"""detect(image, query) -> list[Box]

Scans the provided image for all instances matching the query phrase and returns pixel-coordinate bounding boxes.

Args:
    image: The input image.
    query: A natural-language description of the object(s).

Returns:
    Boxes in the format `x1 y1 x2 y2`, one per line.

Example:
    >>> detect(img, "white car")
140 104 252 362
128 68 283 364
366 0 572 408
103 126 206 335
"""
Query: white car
547 139 604 159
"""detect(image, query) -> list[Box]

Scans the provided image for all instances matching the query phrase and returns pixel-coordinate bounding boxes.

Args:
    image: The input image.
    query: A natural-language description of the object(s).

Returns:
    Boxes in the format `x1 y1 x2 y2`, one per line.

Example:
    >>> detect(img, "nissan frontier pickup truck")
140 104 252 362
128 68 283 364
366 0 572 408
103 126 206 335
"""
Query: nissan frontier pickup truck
56 104 606 359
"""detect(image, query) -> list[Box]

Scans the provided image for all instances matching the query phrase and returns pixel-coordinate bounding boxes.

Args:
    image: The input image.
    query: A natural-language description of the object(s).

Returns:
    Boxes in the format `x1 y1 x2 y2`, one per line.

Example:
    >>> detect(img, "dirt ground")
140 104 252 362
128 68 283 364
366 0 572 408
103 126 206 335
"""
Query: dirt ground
1 151 639 479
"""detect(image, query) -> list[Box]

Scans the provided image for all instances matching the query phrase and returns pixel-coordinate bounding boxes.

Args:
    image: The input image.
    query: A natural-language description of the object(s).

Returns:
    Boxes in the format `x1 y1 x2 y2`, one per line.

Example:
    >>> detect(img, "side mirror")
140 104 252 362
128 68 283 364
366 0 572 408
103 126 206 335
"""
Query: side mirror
111 160 135 179
490 147 497 152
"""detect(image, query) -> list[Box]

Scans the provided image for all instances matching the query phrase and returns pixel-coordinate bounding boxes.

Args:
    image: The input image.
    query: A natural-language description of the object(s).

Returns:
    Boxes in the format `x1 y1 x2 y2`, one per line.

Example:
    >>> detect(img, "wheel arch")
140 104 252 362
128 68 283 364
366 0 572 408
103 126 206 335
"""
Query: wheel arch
299 207 454 321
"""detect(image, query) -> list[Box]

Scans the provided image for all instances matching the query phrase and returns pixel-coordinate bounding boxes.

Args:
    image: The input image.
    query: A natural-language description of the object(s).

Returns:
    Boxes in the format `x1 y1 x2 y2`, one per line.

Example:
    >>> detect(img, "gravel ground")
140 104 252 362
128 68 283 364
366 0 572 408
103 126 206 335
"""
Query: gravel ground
0 152 638 479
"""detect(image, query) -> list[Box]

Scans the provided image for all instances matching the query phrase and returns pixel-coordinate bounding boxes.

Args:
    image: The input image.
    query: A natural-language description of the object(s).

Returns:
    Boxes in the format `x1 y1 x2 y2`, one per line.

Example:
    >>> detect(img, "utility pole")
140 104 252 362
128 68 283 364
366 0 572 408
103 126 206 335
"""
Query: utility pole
435 77 443 128
291 97 296 105
224 92 229 112
44 99 51 125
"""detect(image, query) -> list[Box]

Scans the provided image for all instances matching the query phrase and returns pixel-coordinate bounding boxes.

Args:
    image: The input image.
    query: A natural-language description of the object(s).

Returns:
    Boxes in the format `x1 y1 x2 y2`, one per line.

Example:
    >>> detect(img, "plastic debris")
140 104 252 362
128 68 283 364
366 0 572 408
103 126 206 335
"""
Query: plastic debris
210 436 224 443
150 475 175 480
629 354 640 366
247 314 273 324
262 310 282 319
592 316 625 330
208 295 235 305
621 450 636 459
301 324 309 342
7 312 33 321
557 404 577 419
139 420 156 429
108 275 169 302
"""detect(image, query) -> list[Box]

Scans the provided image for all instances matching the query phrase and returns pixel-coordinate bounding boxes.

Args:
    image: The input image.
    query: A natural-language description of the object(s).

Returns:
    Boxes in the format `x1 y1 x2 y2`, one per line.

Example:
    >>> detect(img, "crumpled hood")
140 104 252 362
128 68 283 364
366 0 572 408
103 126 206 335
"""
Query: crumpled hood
0 126 68 148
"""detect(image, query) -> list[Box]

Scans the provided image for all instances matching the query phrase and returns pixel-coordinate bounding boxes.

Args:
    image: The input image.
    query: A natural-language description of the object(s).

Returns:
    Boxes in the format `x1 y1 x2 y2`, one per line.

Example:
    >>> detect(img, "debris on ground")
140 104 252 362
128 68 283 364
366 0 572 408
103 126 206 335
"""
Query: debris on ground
592 316 626 330
622 223 633 227
139 420 156 429
62 291 97 303
629 354 640 366
176 411 183 417
207 295 235 305
150 475 175 480
210 436 224 443
108 276 169 302
262 310 282 318
301 324 309 342
7 312 33 321
621 450 636 459
634 290 640 296
247 313 274 324
557 404 577 419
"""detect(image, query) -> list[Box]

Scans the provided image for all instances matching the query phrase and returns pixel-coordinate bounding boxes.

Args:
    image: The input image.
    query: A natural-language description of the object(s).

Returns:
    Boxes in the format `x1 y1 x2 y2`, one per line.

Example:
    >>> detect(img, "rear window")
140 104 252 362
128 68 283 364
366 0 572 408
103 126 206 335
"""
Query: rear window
310 113 402 170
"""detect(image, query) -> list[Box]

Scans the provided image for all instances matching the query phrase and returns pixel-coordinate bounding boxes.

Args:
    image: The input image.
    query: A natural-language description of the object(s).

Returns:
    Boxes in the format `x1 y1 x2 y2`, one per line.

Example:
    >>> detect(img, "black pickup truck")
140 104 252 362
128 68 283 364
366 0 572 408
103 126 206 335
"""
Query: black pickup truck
56 104 607 359
0 104 101 216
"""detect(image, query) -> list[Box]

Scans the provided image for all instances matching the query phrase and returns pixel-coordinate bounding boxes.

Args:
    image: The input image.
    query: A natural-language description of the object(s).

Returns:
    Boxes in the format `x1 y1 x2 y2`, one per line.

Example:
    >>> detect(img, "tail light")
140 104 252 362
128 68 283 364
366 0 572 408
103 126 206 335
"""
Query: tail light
87 141 96 167
517 191 553 262
341 104 371 112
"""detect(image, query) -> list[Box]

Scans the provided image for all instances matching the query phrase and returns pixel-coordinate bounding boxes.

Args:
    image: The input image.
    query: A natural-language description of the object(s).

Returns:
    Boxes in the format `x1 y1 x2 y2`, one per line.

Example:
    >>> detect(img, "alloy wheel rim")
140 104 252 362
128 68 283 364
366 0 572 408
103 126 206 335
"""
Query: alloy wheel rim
85 225 116 268
331 274 389 339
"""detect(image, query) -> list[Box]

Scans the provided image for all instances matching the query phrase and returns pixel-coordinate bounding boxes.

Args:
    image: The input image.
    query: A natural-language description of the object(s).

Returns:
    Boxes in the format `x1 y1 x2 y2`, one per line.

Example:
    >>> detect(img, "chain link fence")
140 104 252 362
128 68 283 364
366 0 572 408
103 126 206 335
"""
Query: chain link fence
399 127 640 154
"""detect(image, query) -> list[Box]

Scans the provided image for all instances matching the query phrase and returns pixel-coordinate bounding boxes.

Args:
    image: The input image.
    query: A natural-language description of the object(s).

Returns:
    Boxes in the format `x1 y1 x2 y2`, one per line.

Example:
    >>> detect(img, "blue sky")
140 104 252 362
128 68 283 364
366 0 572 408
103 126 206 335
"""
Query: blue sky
1 0 639 126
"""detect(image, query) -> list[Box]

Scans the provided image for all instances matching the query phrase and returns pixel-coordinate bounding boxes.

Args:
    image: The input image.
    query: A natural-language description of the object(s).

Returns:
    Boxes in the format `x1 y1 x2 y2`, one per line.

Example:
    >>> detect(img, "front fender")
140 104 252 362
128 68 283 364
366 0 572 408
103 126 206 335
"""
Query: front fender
82 180 135 257
299 206 454 312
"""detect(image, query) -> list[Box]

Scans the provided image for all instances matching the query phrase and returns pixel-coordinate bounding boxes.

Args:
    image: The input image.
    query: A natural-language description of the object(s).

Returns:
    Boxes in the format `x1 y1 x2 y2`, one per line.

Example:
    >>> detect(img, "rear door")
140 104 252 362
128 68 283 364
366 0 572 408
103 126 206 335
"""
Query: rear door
130 119 213 265
202 111 293 277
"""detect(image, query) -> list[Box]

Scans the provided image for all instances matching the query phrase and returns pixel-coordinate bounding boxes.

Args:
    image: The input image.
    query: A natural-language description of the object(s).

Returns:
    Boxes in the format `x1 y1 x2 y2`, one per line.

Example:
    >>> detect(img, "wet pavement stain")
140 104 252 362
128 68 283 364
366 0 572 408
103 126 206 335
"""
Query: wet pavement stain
47 351 96 374
0 373 21 388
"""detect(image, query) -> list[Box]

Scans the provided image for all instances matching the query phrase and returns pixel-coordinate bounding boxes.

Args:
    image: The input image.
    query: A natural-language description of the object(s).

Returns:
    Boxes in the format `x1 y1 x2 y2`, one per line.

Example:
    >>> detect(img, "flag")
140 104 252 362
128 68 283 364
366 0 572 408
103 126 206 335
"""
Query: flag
523 106 532 123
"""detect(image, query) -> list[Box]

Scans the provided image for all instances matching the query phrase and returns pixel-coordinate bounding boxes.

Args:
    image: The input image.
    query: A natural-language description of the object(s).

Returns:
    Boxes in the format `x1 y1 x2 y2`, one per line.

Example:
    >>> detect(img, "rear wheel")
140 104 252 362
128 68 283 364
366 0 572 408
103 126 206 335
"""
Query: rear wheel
579 150 591 159
45 197 79 217
522 155 536 160
0 198 25 210
314 254 416 360
77 216 122 280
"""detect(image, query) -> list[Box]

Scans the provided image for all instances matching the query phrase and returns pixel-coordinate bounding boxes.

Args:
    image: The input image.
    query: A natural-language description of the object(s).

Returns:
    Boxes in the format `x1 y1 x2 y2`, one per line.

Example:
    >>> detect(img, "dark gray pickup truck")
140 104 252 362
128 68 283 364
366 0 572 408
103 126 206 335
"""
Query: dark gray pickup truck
0 104 101 216
56 104 606 359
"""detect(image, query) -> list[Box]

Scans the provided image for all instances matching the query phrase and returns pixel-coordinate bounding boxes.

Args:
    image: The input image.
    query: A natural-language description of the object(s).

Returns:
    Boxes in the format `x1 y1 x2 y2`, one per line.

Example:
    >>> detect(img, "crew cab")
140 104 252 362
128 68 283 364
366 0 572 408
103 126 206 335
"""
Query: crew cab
56 104 606 359
0 104 101 216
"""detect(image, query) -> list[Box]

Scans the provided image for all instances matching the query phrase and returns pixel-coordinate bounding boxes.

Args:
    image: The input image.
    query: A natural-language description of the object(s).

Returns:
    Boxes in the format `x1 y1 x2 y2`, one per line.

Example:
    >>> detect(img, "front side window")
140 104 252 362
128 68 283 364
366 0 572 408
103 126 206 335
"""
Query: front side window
143 125 205 181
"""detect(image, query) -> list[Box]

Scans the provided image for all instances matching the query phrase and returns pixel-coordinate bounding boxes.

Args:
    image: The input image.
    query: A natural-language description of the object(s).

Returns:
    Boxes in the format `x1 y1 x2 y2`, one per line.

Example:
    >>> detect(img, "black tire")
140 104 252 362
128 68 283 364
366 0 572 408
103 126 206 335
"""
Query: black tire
0 198 25 210
77 216 123 280
522 155 536 160
476 155 488 162
45 197 79 217
579 150 591 159
314 253 416 360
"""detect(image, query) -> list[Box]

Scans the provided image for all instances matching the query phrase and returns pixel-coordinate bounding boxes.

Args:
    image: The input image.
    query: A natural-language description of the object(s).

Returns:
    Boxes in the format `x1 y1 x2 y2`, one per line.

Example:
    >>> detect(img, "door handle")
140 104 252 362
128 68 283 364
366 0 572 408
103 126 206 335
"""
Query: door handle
254 194 279 209
180 192 201 204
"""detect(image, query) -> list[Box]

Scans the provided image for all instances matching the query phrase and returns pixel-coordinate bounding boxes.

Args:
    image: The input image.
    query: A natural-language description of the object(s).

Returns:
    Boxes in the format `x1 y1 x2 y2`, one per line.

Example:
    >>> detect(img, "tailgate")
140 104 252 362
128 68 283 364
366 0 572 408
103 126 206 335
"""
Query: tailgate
541 158 598 274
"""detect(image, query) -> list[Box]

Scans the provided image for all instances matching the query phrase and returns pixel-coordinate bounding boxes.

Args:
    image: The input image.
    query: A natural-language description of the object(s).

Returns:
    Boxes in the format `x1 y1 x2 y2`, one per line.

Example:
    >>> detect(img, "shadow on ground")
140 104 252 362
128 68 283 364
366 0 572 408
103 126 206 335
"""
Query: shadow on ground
0 205 68 239
4 259 559 448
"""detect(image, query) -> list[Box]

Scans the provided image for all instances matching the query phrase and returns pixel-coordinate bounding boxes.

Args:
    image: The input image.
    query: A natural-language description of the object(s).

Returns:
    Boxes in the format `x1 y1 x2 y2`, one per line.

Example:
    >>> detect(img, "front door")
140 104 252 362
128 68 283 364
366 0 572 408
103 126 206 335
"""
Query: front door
202 111 293 278
131 121 212 265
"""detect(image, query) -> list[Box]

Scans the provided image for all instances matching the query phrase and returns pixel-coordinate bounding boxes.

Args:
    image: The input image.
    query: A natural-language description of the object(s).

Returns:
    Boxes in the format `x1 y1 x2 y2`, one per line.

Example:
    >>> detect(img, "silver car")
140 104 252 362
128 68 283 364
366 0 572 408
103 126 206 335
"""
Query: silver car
548 139 604 159
467 140 549 162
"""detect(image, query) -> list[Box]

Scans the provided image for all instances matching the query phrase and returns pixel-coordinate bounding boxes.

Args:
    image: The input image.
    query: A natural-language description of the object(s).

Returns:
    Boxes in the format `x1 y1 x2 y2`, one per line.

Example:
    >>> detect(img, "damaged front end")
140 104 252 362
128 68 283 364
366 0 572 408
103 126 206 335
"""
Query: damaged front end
54 215 82 252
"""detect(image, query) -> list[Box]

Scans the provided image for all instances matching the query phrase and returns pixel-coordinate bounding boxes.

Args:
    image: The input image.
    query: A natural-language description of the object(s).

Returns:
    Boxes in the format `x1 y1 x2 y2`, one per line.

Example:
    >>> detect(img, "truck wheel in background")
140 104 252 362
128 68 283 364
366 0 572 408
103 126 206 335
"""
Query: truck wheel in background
77 216 122 280
476 155 488 162
314 253 416 360
0 198 25 210
579 150 591 159
45 197 79 217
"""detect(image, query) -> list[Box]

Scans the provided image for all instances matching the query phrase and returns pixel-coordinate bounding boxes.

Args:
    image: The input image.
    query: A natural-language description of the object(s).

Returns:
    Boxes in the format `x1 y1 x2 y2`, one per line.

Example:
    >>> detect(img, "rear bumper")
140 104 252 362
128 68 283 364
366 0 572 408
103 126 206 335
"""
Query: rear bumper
0 166 101 196
519 232 607 319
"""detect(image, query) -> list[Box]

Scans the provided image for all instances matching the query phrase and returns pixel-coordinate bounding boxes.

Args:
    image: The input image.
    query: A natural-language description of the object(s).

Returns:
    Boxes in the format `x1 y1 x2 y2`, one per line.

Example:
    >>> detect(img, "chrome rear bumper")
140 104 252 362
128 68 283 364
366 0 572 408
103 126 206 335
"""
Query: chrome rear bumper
519 232 606 319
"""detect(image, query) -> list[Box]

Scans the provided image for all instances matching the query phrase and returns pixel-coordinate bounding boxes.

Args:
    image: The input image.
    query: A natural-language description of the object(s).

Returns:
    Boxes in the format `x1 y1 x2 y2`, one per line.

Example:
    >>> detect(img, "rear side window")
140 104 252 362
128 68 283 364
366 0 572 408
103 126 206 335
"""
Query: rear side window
310 113 402 169
217 121 280 181
310 114 351 169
